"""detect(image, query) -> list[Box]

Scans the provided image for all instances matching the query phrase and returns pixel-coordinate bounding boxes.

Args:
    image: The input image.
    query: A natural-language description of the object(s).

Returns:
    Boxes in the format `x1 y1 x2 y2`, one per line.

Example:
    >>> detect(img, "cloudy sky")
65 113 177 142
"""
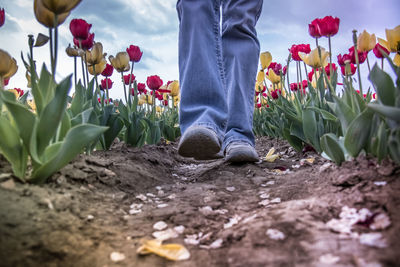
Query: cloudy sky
1 0 399 100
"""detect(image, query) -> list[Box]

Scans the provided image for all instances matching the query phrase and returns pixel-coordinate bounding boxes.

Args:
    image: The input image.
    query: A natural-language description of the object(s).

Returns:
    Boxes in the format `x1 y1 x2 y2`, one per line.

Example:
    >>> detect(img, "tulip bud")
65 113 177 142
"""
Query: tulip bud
88 58 107 76
260 51 272 70
126 45 143 62
66 44 79 57
256 70 265 84
168 80 180 97
299 46 329 69
266 69 281 84
109 52 130 72
34 0 70 28
33 33 50 47
42 0 82 15
0 8 5 28
385 25 400 52
146 75 163 90
357 30 376 52
86 42 104 66
0 49 18 80
26 71 32 88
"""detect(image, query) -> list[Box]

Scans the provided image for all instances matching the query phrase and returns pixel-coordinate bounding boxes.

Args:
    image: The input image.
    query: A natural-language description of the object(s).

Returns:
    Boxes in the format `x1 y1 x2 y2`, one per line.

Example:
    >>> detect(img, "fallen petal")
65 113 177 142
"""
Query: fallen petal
137 239 190 261
266 229 285 240
152 228 179 241
359 233 387 248
153 221 168 231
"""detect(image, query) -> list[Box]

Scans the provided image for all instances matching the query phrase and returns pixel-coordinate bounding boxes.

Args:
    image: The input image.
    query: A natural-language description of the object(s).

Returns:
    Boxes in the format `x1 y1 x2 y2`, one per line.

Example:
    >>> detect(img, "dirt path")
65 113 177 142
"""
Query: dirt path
0 137 399 267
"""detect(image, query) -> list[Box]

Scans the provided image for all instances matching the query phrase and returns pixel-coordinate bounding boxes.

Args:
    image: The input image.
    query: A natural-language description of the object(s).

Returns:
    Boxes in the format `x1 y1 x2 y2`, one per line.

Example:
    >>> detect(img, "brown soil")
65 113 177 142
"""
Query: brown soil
0 137 399 267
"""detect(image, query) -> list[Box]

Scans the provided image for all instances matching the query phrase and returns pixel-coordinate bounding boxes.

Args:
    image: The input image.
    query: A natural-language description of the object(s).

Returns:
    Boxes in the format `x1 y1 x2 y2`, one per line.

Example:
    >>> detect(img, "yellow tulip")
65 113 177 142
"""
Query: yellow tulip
138 98 145 106
357 30 376 52
34 0 70 28
88 58 107 76
299 46 329 69
266 69 281 84
385 25 400 52
26 71 32 88
256 70 265 83
173 95 180 107
109 52 130 73
156 106 163 113
41 0 81 15
168 80 180 97
255 81 264 92
7 89 20 99
27 99 37 112
146 95 153 105
394 53 400 67
86 42 104 66
163 93 169 101
260 51 272 70
0 49 18 80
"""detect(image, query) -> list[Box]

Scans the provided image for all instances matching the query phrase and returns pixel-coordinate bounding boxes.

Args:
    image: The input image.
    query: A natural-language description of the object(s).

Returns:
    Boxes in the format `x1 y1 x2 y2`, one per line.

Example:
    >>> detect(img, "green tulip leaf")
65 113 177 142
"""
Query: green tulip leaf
369 64 396 106
36 75 72 156
388 129 400 164
302 109 321 152
31 124 108 184
320 133 345 165
368 103 400 123
344 109 374 157
376 122 388 162
0 116 28 180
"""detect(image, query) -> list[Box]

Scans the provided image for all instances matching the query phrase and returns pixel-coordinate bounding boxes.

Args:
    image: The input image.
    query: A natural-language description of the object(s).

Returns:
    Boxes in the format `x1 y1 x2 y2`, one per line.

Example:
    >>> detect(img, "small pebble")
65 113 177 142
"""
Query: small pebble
110 252 125 262
87 215 94 220
153 221 168 231
226 186 236 192
157 203 169 208
266 228 285 240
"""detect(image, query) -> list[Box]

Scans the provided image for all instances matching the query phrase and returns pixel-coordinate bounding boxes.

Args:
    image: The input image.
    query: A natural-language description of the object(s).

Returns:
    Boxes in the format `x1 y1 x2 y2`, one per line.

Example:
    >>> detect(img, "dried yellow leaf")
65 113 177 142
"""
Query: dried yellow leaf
137 239 190 261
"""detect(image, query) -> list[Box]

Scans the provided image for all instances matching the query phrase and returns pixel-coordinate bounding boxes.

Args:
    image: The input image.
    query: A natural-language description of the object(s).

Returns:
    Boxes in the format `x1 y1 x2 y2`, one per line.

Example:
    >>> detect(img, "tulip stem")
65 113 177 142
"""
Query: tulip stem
352 30 363 95
49 28 54 78
121 72 128 105
381 58 384 70
303 62 308 79
328 36 333 81
83 53 90 89
366 54 371 73
285 59 290 93
80 55 86 88
74 56 77 88
53 15 59 80
0 77 4 90
105 79 110 105
298 62 304 93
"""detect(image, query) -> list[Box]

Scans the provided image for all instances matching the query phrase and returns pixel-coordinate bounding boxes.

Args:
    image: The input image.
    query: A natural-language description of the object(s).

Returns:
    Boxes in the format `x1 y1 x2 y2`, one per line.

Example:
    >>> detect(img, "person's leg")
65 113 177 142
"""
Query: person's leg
176 0 227 142
176 0 228 159
221 0 263 154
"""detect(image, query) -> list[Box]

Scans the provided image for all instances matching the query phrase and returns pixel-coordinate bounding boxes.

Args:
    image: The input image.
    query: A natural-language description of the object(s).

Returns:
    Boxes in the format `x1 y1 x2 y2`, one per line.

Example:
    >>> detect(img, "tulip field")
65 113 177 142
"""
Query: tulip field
0 2 400 267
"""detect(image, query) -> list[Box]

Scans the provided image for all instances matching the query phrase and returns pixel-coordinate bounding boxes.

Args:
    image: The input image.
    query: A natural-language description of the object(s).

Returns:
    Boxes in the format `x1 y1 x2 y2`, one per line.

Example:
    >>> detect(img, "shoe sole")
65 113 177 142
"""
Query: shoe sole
178 127 221 159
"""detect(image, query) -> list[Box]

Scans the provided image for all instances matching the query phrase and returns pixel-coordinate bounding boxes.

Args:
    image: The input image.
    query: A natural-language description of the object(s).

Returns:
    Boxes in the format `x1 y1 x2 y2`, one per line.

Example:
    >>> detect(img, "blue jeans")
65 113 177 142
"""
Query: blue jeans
176 0 263 151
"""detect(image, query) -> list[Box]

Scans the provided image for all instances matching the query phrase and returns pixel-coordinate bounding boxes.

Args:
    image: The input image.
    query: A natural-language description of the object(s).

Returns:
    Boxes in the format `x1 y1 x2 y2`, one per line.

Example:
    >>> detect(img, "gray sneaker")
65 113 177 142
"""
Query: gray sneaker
225 142 259 163
178 125 221 160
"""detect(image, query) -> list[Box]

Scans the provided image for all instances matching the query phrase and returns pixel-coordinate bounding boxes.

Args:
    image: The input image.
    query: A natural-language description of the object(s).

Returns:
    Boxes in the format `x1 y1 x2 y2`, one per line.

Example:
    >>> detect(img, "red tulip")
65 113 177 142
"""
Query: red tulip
268 62 283 75
308 68 317 82
123 74 136 85
101 78 113 90
348 46 368 64
289 44 311 61
130 88 135 96
98 97 111 104
308 19 321 38
341 64 356 76
146 75 163 90
69 19 92 40
318 16 340 37
0 8 5 28
4 77 9 86
337 53 352 66
162 100 169 106
290 83 298 91
126 45 143 62
74 33 94 50
14 88 24 97
101 64 114 77
324 63 337 76
256 103 261 109
373 43 389 59
271 89 281 99
137 82 146 93
301 80 308 89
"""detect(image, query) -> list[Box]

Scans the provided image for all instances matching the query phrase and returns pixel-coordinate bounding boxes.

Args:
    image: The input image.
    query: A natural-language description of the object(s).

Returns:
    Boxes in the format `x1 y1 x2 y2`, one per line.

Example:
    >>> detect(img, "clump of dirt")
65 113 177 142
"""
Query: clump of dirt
0 137 399 267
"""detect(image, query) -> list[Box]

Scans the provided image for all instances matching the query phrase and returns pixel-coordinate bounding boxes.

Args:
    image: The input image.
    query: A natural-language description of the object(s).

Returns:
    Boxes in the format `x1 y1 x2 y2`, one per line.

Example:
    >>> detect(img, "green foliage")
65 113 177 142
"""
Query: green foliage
0 68 107 183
